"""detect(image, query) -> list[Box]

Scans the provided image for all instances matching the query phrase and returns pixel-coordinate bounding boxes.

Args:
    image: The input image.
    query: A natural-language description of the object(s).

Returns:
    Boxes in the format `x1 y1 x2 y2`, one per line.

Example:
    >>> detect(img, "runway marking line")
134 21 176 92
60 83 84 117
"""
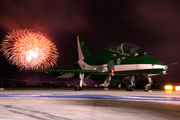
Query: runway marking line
0 94 180 102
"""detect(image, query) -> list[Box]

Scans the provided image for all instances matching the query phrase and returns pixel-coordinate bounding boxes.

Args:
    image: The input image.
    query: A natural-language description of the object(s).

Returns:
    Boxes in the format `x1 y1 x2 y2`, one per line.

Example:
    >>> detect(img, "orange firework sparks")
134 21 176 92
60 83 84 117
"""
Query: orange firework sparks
0 29 59 70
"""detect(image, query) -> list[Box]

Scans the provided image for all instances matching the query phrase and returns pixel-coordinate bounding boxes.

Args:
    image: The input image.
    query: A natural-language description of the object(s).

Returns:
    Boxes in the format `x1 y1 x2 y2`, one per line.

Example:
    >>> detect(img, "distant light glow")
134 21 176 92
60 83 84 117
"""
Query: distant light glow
175 86 180 91
95 85 97 87
165 85 173 90
67 84 70 87
0 29 59 70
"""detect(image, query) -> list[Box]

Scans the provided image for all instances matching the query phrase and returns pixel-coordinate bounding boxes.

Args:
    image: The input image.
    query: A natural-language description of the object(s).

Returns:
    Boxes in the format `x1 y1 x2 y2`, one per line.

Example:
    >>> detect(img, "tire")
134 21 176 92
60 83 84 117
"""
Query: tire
75 87 83 91
145 85 151 92
104 88 109 91
126 84 134 91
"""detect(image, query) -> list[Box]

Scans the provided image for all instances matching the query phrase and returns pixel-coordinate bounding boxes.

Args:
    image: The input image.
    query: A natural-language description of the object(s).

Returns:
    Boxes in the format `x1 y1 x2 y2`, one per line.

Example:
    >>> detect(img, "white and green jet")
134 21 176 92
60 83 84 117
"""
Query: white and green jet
32 36 168 91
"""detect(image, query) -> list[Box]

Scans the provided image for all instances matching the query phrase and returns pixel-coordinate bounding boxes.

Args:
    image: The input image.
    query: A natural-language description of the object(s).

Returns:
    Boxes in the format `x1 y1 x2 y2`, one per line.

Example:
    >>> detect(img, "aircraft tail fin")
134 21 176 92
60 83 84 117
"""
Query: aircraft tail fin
77 36 91 60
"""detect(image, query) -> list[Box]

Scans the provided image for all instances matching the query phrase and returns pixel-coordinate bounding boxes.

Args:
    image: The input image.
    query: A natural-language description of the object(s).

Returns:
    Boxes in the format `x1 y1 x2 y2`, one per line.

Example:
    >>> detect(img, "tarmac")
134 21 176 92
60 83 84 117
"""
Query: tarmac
0 88 180 120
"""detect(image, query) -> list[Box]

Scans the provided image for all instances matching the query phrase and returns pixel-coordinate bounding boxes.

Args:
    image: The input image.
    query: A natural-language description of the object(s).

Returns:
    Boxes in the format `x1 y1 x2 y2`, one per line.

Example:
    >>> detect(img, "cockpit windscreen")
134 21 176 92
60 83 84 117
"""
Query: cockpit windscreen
109 43 146 57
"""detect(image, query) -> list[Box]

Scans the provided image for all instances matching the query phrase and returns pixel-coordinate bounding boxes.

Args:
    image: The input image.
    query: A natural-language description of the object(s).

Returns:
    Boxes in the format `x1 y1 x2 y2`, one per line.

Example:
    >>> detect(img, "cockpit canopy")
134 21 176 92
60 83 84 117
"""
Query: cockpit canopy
109 43 146 57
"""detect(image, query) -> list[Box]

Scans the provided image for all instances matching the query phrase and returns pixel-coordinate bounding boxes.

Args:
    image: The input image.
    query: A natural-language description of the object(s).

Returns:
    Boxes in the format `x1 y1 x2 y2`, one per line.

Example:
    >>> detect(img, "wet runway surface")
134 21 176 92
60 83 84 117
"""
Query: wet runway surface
0 88 180 120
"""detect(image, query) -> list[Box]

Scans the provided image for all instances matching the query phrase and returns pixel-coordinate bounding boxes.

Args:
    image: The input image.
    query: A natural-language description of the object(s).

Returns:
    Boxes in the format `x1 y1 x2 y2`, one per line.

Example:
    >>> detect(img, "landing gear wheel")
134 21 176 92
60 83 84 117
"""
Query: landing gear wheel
75 87 83 91
144 85 151 92
75 84 83 91
104 88 109 91
126 84 134 91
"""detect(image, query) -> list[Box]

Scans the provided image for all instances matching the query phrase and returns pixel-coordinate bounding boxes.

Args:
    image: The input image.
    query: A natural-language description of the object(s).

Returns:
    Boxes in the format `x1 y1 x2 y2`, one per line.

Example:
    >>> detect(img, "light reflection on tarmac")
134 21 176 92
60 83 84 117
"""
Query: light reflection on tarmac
0 88 180 120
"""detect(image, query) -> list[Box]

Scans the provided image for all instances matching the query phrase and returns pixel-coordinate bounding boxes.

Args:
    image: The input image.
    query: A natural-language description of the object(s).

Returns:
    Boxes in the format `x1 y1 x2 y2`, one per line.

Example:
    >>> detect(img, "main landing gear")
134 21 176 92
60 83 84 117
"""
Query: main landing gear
144 76 153 92
126 75 136 91
104 75 111 91
75 73 84 90
103 60 114 91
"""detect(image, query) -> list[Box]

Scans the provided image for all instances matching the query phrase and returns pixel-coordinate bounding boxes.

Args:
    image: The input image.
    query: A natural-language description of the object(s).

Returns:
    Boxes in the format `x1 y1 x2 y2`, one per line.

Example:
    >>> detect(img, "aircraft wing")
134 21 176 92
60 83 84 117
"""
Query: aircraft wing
27 69 104 74
26 69 109 79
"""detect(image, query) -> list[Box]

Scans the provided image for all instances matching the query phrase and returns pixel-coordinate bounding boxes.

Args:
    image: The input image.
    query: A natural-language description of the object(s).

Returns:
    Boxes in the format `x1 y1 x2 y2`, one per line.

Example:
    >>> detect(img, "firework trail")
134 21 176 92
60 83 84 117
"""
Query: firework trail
0 29 59 70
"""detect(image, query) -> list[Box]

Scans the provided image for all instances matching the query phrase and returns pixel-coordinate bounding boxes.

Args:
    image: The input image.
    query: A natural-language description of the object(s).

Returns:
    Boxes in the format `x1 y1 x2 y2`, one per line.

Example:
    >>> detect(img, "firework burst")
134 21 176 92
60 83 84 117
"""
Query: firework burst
0 29 59 70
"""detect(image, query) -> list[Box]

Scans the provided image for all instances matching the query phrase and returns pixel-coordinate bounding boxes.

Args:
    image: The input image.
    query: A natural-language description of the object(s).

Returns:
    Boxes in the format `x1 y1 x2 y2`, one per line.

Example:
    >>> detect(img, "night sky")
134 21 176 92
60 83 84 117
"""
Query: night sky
0 0 179 84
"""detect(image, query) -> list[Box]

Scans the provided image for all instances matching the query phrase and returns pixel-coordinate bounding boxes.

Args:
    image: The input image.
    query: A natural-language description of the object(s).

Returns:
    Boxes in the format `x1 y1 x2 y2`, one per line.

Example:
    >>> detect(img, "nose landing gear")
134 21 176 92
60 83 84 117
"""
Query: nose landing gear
145 76 153 92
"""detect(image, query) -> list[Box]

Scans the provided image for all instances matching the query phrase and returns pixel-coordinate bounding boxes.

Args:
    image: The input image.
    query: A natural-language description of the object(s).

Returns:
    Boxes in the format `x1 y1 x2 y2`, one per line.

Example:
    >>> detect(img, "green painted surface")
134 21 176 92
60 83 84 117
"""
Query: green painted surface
30 69 102 73
78 36 91 58
84 48 165 66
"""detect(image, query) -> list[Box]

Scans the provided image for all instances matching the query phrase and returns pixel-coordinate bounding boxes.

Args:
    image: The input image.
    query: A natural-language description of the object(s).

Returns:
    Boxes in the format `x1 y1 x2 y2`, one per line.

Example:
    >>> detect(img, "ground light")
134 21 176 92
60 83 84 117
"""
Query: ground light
175 85 180 91
84 84 87 88
67 84 70 87
164 85 173 90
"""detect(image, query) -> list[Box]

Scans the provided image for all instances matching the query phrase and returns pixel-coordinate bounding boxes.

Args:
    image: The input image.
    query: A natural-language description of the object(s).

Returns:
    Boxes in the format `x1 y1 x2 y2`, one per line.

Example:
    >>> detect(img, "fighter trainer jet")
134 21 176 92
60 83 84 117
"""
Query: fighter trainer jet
31 36 168 91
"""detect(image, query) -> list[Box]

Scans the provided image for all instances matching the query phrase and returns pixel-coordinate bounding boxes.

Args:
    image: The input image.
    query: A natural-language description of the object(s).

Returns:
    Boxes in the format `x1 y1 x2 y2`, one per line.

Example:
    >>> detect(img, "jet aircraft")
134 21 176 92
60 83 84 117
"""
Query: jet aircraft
31 36 168 91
